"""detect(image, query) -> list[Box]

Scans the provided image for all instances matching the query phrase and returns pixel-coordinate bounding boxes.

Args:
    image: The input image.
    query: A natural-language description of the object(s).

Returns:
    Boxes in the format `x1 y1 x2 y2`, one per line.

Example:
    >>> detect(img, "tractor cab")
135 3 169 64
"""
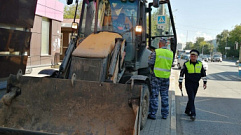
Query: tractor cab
69 0 177 71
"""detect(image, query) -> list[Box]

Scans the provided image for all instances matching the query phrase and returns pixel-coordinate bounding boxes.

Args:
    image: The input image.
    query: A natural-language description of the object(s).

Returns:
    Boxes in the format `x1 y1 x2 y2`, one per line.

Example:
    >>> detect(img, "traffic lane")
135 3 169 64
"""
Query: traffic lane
206 61 240 81
207 61 238 74
174 62 241 134
176 76 241 135
206 71 241 82
176 95 241 135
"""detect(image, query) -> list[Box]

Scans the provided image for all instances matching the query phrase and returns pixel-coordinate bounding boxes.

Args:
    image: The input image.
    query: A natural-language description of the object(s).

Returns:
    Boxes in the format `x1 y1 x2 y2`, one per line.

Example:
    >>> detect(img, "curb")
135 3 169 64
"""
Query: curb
170 90 176 135
169 68 177 135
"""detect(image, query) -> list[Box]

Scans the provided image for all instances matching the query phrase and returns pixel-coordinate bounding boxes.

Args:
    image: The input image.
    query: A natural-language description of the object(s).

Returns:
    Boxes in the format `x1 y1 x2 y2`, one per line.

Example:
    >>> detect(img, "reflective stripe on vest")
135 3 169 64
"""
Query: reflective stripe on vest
154 67 171 72
185 61 202 73
154 48 173 78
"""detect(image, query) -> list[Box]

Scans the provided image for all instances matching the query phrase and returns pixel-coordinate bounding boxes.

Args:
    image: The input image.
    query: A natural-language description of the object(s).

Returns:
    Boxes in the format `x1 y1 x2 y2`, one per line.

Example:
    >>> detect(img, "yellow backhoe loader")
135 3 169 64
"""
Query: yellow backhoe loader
0 0 177 134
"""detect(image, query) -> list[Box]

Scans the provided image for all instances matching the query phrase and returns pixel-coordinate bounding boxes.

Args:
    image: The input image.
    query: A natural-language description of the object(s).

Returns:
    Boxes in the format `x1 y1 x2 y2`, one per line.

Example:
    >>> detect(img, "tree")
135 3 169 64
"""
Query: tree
64 2 82 19
227 25 241 57
216 30 229 56
184 42 194 50
190 37 213 55
206 42 214 55
203 42 213 54
193 37 205 53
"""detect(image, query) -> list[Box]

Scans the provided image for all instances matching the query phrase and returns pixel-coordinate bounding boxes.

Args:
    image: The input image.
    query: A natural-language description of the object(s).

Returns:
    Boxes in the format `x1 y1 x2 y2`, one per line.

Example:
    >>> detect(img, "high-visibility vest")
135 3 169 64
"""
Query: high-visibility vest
185 61 202 73
154 48 173 78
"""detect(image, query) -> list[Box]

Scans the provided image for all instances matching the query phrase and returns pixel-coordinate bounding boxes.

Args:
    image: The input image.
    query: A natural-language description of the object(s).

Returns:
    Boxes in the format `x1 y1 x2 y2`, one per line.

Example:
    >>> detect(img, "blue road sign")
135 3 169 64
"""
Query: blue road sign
157 15 166 25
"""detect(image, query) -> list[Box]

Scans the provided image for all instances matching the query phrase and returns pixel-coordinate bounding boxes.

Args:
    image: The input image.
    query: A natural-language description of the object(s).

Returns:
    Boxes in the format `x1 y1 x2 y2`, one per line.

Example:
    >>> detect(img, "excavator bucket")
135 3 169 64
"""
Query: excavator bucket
0 75 143 135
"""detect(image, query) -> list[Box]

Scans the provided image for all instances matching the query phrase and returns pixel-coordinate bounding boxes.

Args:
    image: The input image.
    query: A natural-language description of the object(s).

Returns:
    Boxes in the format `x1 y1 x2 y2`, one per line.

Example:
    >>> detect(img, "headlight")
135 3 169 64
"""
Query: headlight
135 25 142 35
71 22 78 29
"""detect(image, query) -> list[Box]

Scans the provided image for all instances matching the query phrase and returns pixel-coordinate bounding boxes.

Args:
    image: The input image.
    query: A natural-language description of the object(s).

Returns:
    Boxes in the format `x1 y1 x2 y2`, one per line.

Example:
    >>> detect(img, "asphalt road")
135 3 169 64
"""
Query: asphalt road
174 60 241 135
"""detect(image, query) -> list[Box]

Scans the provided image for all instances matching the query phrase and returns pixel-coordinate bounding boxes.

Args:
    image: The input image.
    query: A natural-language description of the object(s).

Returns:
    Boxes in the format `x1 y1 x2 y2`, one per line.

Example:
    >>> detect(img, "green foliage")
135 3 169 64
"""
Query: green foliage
193 37 205 52
216 25 241 57
64 2 82 19
227 25 241 57
184 42 194 50
216 30 229 55
185 37 214 55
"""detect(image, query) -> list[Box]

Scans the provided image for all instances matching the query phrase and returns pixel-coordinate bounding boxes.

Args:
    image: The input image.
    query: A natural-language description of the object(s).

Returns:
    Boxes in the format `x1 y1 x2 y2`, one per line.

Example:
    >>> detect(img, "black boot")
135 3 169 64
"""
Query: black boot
185 111 191 116
190 115 196 121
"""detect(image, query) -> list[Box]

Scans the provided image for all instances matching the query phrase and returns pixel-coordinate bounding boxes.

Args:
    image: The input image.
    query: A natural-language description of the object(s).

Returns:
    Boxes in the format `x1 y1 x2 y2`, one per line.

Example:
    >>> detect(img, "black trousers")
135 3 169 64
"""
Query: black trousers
185 82 199 116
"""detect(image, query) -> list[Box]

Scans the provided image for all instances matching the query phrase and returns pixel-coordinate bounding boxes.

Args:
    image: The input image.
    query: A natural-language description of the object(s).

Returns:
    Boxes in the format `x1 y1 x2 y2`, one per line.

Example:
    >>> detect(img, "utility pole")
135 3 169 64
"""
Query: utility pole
186 31 188 43
239 43 241 77
202 45 204 55
225 34 229 59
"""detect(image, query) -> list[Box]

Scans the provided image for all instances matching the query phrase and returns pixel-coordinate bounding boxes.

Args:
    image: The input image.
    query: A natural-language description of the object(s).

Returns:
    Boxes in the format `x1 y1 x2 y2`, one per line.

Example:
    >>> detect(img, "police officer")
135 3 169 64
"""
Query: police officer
178 49 207 121
148 38 173 120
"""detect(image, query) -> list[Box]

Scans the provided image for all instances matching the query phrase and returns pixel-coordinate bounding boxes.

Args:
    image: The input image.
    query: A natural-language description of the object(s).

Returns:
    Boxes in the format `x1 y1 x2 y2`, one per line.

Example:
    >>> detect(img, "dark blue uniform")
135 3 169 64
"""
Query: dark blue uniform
148 50 170 119
179 60 207 116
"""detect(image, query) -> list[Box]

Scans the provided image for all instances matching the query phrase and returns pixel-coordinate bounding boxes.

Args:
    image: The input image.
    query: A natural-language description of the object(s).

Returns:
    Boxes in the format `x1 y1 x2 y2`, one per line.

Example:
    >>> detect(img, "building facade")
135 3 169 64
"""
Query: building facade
27 0 64 67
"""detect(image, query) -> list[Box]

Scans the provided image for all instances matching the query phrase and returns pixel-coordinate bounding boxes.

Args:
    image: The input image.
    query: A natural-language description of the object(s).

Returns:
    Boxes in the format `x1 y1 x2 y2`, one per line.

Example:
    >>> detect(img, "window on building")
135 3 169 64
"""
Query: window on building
41 17 51 55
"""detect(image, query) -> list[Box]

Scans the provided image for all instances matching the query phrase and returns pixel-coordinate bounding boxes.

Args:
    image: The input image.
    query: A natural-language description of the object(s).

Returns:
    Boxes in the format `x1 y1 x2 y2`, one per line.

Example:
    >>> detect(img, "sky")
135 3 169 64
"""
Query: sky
59 0 241 44
171 0 241 44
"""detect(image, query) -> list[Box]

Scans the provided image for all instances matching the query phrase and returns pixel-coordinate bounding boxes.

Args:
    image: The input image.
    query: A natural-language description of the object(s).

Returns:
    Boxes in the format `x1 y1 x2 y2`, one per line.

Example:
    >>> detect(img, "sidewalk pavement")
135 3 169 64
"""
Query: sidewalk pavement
140 67 179 135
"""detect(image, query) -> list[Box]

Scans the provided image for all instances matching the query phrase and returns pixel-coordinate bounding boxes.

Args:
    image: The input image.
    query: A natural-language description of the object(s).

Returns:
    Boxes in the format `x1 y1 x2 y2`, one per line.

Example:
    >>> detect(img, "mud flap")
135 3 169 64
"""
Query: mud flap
0 75 142 135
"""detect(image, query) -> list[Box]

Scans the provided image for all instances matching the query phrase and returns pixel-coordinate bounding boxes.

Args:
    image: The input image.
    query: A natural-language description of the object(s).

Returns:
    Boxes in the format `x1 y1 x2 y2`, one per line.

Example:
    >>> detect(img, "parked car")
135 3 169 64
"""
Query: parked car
211 55 222 62
198 57 208 71
207 55 211 61
236 60 239 65
177 54 190 69
201 55 209 62
177 54 208 71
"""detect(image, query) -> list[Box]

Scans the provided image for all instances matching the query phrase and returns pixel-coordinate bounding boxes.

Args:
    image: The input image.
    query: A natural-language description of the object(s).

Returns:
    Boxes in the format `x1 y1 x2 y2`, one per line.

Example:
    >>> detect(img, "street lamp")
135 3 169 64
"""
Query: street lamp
239 42 241 77
202 45 204 55
225 33 229 59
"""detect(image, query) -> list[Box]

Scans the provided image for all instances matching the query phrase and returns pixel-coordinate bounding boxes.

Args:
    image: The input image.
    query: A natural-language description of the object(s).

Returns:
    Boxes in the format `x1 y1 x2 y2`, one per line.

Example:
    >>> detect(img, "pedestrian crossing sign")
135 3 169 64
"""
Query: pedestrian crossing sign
157 15 166 25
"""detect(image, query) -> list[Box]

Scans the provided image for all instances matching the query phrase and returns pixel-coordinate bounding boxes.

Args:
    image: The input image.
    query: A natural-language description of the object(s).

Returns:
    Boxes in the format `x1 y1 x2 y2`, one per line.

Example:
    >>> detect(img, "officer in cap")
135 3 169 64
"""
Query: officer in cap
178 49 207 121
148 38 173 120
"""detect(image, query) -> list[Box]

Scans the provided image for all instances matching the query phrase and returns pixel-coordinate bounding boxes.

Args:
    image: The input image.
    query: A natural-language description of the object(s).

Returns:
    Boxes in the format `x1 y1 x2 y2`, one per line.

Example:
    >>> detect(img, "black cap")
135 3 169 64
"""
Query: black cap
190 49 199 56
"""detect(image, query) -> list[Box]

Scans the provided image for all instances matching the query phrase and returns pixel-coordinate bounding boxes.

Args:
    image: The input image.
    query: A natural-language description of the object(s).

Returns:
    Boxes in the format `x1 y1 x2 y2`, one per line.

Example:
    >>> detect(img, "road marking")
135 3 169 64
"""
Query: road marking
216 74 232 81
180 118 241 125
207 75 215 80
230 75 241 80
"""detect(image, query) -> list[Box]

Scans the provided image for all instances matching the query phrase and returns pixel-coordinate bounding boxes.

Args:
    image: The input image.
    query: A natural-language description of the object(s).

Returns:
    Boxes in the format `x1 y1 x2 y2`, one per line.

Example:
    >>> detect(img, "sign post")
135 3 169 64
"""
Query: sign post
157 15 166 29
239 44 241 77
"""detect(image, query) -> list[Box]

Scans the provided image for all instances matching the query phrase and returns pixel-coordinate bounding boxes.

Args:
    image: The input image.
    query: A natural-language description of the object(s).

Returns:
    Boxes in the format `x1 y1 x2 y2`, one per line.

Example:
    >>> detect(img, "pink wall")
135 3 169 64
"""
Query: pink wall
36 0 64 22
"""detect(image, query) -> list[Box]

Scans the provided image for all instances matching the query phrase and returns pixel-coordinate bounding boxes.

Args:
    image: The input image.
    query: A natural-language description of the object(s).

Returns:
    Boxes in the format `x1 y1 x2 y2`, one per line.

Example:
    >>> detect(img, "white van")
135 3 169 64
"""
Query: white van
177 54 208 71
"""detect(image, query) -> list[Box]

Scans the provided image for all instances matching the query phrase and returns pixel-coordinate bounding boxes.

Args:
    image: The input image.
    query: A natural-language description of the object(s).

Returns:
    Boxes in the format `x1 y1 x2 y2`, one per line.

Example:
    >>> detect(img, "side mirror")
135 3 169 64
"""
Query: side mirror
66 0 73 5
153 0 159 8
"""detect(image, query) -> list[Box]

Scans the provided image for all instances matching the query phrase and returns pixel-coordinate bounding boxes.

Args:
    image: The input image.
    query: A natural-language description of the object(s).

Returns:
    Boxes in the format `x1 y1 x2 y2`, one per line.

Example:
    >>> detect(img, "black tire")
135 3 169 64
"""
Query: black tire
140 85 150 130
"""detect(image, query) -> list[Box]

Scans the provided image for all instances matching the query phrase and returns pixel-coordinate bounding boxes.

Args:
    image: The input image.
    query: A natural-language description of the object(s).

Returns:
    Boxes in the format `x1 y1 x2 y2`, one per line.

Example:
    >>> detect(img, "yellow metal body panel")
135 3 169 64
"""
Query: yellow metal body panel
72 32 122 58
